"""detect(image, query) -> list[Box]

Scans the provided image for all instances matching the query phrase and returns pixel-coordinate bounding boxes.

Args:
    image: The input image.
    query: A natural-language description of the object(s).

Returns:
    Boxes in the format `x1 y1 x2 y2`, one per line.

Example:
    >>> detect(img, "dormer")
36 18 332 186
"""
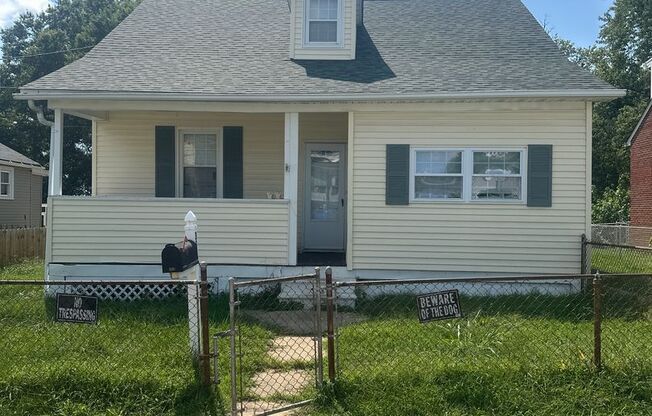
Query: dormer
290 0 358 60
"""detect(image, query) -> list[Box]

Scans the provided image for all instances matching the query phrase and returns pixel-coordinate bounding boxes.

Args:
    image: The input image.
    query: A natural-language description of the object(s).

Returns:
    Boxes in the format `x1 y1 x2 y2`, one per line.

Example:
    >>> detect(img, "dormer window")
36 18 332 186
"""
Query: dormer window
305 0 342 46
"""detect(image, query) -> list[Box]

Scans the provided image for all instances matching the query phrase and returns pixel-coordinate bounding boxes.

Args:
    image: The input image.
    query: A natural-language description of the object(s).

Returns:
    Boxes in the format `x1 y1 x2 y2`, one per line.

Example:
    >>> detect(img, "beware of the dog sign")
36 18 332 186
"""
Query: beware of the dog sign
416 290 462 323
56 294 98 324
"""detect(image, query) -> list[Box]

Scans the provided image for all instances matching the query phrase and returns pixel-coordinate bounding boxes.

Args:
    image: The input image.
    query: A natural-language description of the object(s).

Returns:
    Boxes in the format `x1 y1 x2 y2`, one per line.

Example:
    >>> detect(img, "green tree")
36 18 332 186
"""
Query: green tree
0 0 140 195
554 0 652 222
591 0 652 206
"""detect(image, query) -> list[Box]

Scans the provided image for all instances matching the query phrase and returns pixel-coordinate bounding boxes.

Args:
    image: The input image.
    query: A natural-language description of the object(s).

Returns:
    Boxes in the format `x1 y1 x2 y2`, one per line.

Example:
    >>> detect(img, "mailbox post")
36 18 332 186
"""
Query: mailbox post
161 210 202 356
185 210 197 243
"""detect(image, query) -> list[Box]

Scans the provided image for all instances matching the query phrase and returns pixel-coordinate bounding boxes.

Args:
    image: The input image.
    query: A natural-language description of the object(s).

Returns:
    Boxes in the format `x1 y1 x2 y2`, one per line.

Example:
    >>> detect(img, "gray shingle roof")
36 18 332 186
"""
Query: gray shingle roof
0 143 43 168
19 0 619 99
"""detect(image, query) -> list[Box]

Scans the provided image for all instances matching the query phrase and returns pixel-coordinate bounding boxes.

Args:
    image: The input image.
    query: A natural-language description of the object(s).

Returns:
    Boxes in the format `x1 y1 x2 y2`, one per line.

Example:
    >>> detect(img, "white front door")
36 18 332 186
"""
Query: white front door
303 143 346 251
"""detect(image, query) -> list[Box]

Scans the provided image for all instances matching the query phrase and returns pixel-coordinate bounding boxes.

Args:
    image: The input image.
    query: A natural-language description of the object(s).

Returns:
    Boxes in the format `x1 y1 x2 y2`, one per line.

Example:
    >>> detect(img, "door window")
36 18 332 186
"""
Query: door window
309 150 340 221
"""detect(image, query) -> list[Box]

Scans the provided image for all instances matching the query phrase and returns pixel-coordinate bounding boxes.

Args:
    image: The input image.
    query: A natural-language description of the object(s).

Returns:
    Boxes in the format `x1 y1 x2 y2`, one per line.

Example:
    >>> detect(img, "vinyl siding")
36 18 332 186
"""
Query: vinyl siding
0 165 43 228
48 197 289 264
94 112 284 198
298 113 349 249
350 102 590 274
95 111 349 252
291 0 356 60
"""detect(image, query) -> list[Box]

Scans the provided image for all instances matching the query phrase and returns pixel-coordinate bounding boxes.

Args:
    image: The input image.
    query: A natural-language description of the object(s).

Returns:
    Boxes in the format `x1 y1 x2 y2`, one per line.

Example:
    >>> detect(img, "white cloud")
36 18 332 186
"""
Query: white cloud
0 0 50 29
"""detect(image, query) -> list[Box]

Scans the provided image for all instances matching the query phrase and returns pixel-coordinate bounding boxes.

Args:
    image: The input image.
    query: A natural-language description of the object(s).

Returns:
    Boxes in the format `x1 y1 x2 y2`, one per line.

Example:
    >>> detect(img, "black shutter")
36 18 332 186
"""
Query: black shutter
527 144 553 207
155 126 176 197
386 144 410 205
223 126 244 199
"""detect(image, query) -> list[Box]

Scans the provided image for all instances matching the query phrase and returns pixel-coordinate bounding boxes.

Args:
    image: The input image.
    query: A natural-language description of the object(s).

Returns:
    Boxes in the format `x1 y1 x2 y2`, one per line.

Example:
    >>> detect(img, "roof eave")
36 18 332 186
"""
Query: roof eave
14 88 627 103
627 101 652 147
0 158 47 173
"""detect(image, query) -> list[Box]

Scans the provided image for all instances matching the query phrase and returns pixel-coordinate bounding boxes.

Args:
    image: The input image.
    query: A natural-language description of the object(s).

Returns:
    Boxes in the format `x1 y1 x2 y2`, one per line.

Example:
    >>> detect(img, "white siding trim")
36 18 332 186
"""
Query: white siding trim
347 111 354 270
48 99 622 114
91 120 97 196
284 112 300 265
28 89 626 103
49 109 64 196
585 102 593 239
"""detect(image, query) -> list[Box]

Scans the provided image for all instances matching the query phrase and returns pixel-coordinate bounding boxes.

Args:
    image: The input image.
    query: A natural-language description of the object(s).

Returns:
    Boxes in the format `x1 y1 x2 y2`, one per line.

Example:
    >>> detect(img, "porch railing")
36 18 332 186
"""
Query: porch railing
47 196 290 265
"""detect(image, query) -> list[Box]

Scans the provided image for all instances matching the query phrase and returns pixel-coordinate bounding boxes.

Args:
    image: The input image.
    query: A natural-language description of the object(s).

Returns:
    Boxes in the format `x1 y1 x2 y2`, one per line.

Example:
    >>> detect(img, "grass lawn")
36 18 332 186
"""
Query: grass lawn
0 259 275 416
0 259 47 280
309 285 652 416
2 260 651 415
591 246 652 274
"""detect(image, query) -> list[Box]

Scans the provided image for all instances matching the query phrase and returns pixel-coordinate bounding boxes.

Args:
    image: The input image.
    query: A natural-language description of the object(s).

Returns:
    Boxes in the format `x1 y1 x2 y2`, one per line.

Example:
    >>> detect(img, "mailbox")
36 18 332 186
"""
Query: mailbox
161 240 198 273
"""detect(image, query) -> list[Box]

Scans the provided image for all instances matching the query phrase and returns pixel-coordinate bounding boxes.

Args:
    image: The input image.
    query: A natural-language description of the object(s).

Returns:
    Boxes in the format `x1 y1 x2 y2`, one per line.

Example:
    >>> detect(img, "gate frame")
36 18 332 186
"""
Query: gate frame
227 268 323 416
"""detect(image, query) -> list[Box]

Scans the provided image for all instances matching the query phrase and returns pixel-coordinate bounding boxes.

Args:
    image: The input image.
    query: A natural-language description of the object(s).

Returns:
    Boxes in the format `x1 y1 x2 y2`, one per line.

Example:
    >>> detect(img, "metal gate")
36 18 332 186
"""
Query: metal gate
223 270 323 416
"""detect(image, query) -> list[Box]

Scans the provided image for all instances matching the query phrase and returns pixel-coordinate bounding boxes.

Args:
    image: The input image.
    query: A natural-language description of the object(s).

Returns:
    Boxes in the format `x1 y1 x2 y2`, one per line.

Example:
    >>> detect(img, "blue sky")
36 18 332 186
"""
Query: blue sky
522 0 615 47
0 1 615 47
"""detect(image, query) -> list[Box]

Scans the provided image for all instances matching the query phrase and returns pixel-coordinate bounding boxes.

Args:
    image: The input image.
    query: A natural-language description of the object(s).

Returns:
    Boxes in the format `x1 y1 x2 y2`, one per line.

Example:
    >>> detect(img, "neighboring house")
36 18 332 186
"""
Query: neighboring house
0 143 47 228
14 0 623 281
627 59 652 231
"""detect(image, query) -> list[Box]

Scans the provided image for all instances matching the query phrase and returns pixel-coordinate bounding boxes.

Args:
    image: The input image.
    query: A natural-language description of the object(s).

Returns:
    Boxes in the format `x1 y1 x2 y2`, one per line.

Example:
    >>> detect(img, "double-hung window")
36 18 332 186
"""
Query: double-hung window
305 0 341 45
0 168 13 199
412 150 463 200
472 151 523 201
180 132 220 198
410 148 525 202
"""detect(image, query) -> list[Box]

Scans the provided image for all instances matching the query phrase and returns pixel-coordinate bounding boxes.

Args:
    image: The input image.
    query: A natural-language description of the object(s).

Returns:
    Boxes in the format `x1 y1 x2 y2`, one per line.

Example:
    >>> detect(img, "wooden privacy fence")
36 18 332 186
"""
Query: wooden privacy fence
0 228 46 266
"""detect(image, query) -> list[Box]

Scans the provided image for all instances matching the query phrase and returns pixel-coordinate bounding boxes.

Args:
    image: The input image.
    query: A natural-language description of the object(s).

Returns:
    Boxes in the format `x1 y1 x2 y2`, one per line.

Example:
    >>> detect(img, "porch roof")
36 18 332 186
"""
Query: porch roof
17 0 622 101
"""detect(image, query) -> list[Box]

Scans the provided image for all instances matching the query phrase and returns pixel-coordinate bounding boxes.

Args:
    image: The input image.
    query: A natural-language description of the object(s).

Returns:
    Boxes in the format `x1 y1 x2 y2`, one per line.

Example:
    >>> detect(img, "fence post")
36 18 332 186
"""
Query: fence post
581 233 588 275
314 267 323 388
228 277 238 416
187 282 201 357
593 272 602 371
199 262 211 386
325 267 336 383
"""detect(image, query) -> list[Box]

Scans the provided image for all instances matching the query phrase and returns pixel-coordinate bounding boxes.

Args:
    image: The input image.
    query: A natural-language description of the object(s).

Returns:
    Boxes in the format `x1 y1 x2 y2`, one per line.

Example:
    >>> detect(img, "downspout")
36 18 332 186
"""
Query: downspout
27 100 54 127
28 100 59 197
27 100 56 281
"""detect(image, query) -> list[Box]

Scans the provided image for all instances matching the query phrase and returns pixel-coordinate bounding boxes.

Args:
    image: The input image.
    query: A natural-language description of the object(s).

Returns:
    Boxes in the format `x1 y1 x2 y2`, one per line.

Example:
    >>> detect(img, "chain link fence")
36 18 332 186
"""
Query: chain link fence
583 237 652 275
592 224 652 247
328 274 652 409
333 277 593 378
0 279 209 416
227 273 323 416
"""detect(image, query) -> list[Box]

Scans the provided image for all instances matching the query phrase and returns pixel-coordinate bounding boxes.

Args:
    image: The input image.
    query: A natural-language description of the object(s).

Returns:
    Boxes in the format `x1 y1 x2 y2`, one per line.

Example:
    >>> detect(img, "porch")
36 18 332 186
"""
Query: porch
45 110 350 273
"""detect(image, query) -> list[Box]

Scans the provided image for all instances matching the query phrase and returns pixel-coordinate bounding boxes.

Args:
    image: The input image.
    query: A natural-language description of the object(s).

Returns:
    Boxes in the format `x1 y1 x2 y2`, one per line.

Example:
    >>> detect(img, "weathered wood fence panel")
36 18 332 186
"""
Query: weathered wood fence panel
0 228 46 266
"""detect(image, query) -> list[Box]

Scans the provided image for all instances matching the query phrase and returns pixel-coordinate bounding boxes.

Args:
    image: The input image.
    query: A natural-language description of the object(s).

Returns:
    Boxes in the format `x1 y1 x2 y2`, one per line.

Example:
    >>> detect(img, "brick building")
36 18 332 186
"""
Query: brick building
628 59 652 228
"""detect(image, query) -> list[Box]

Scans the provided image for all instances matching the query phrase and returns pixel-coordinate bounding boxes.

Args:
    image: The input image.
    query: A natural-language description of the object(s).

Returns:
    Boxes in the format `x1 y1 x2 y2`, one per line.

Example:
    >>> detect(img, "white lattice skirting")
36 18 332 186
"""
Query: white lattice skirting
44 279 219 301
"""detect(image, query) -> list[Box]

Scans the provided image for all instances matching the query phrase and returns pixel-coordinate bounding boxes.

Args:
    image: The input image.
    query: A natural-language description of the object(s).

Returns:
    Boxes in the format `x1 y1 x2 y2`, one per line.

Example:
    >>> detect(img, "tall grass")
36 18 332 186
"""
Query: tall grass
311 280 652 416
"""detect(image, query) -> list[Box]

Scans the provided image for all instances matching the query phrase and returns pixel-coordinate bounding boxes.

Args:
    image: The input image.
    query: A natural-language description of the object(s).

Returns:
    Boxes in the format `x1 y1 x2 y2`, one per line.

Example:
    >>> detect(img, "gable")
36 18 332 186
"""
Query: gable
628 102 652 147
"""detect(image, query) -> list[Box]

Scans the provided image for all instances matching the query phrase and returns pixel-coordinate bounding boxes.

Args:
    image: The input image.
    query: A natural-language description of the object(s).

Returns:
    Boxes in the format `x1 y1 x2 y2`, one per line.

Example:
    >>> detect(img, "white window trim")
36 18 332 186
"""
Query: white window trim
409 147 527 204
0 166 14 200
176 128 223 198
303 0 344 48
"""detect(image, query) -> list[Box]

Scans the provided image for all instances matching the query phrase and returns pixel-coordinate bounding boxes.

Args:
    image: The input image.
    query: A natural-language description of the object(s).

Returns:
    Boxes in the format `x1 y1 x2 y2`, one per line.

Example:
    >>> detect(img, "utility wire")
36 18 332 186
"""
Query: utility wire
0 44 97 90
16 45 96 58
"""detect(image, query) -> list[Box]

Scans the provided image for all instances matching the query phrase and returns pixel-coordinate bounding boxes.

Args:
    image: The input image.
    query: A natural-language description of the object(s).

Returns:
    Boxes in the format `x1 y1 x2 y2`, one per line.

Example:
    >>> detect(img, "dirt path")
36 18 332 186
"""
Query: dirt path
241 336 315 416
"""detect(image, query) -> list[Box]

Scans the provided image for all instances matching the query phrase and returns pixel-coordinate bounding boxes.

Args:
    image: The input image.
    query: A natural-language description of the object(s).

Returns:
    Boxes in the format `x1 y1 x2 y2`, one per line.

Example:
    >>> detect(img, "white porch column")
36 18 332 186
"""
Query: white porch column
48 109 64 196
284 112 299 265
